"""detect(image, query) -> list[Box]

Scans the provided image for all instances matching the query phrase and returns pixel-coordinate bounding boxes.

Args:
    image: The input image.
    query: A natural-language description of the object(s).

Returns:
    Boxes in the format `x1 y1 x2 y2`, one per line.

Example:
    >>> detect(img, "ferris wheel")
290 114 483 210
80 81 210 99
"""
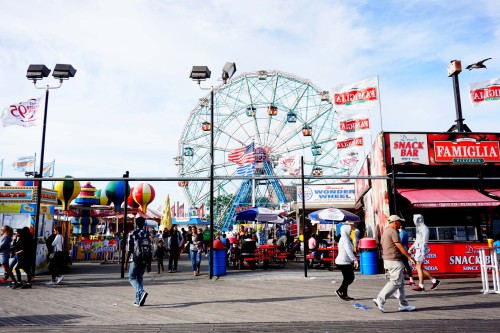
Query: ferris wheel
177 70 345 229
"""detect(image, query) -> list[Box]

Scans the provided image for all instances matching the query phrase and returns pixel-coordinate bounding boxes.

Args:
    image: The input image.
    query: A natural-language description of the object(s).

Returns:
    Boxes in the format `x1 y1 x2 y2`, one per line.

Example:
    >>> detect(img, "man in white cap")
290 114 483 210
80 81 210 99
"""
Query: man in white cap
373 215 416 313
409 214 440 291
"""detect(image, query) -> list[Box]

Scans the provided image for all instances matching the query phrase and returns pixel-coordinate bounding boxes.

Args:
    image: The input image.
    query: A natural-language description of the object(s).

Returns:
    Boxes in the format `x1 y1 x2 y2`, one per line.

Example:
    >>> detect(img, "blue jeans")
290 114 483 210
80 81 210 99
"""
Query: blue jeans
190 250 201 272
128 261 146 304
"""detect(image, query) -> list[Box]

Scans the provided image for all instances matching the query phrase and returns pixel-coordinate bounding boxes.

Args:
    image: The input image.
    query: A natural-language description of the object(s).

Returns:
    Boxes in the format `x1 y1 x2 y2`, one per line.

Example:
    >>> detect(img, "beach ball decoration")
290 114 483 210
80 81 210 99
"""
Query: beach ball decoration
105 181 130 212
95 189 111 206
127 187 140 209
54 176 81 211
132 183 155 213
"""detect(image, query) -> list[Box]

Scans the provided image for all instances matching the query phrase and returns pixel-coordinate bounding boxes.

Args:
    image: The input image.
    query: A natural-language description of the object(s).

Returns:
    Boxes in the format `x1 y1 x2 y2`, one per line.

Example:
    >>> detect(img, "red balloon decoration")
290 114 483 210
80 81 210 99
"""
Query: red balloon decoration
132 183 155 213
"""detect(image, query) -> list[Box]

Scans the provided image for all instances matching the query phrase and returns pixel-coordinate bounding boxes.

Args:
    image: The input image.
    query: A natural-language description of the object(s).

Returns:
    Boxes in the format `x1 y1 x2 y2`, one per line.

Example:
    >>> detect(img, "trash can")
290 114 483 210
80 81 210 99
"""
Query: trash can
209 240 227 276
358 238 378 275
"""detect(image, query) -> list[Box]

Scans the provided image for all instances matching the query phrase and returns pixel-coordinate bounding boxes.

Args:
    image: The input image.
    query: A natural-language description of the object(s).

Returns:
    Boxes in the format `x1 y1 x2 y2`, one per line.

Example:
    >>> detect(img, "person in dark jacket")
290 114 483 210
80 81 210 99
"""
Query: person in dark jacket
14 227 34 289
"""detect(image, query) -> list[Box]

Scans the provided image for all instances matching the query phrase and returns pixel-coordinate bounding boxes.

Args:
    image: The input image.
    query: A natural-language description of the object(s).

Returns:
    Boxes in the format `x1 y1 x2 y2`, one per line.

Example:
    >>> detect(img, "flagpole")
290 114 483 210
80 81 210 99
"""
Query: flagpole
0 159 3 177
209 86 214 279
376 75 384 133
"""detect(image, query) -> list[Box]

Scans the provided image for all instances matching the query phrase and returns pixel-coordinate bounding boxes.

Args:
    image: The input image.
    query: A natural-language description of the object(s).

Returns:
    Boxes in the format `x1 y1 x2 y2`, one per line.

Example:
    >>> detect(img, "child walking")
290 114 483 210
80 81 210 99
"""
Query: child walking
154 240 168 274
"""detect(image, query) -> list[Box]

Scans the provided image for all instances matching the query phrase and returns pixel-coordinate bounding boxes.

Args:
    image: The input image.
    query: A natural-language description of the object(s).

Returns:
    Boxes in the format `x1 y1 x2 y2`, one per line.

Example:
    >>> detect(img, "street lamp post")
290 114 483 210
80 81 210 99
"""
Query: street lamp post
190 62 236 279
447 60 471 132
26 64 76 276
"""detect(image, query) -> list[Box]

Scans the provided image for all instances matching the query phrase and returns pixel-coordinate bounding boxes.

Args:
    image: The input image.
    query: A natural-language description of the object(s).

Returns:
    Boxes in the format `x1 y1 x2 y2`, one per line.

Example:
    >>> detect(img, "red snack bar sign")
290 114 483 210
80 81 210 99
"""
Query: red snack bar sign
434 138 500 164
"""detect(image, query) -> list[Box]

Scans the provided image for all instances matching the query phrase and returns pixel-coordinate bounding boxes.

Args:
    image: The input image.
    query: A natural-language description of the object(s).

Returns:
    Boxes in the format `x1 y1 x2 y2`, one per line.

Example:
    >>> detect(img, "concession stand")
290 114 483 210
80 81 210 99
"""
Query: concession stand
0 186 58 272
356 131 500 275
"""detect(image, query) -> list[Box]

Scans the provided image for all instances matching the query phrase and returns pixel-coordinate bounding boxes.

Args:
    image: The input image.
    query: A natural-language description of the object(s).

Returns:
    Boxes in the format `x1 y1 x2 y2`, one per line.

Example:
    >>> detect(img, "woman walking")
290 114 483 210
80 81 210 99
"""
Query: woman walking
14 227 34 289
1 225 20 288
47 227 65 285
334 223 359 300
189 228 204 276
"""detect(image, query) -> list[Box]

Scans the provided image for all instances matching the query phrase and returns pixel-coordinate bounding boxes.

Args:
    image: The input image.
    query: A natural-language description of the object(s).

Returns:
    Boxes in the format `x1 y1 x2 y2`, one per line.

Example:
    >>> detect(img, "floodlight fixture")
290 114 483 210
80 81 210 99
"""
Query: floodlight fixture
190 66 211 82
26 64 51 82
222 62 237 83
52 64 77 80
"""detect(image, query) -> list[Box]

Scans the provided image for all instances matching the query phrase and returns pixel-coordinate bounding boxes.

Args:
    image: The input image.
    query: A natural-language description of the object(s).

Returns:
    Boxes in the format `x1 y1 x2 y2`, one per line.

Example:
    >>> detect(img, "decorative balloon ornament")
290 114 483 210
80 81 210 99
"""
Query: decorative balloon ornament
127 187 140 209
95 189 111 206
132 183 155 213
54 176 81 211
72 182 100 234
105 181 130 212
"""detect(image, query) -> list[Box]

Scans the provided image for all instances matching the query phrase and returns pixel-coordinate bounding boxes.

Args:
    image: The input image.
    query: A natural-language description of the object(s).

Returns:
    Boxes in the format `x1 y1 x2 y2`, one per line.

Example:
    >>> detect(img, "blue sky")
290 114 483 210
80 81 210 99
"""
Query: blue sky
1 0 499 213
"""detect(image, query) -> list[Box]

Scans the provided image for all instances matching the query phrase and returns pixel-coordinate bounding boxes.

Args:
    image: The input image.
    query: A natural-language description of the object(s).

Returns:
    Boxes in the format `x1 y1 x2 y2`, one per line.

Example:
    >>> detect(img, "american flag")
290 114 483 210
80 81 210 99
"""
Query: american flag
228 143 255 166
237 162 255 176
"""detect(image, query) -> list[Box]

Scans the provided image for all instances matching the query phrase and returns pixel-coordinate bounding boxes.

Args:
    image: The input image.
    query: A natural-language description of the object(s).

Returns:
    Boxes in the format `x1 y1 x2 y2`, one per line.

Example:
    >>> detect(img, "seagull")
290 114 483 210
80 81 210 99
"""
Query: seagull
466 58 492 70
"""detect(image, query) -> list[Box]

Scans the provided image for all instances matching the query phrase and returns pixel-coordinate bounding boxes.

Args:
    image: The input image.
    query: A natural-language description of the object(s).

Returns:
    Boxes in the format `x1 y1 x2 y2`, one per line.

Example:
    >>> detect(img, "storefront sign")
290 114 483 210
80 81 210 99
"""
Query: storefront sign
0 186 58 205
384 132 500 166
297 184 355 204
389 133 429 164
410 242 486 274
434 138 500 164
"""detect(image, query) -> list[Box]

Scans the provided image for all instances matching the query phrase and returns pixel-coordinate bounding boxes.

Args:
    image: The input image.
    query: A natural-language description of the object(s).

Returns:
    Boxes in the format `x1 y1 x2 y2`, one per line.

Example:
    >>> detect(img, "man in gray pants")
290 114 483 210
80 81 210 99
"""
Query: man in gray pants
373 215 416 312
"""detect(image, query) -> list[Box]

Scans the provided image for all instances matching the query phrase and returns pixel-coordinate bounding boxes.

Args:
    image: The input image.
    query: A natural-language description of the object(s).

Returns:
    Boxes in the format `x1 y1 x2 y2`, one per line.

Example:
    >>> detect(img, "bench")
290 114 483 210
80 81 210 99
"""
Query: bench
320 257 335 270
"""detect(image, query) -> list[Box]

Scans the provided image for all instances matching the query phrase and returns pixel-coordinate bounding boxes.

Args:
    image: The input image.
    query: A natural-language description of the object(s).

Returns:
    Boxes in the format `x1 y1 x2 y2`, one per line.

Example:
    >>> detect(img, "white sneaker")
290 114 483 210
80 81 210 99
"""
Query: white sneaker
399 304 416 312
372 298 385 313
46 281 56 285
56 276 64 285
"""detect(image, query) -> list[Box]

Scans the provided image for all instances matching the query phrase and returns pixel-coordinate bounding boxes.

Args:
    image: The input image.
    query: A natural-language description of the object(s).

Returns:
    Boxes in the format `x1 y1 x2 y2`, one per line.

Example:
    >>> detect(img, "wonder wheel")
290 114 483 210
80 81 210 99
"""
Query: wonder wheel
177 70 344 229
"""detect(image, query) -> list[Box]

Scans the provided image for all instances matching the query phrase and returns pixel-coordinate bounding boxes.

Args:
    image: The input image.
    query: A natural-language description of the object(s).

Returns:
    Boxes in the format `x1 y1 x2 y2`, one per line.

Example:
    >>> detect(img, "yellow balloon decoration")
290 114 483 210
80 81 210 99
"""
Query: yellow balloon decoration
54 176 81 211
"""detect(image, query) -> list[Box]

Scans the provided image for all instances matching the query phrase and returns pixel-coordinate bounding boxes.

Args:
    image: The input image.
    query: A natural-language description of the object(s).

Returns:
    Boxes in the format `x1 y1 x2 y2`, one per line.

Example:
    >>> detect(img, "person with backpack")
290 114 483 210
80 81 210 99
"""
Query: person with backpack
124 217 152 307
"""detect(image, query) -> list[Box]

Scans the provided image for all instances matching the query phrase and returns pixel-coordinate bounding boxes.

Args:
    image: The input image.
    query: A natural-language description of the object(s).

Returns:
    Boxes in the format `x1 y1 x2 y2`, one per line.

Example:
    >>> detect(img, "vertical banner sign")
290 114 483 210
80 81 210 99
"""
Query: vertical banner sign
278 155 300 176
468 78 500 108
338 111 371 136
337 134 364 179
332 77 379 110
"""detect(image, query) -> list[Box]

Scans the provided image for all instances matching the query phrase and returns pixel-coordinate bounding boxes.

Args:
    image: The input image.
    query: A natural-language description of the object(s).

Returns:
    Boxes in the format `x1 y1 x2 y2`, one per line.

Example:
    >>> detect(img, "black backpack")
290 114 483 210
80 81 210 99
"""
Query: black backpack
132 230 152 265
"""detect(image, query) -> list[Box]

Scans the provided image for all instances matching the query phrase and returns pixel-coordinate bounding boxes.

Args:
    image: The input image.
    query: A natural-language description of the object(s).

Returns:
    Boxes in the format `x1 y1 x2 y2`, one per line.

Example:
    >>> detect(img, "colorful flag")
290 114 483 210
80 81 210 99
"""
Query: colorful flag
179 203 185 217
237 162 255 176
228 143 255 166
469 78 500 108
12 155 35 172
332 77 379 109
338 110 371 136
197 204 205 217
1 96 43 127
42 160 55 177
278 155 301 176
171 204 176 217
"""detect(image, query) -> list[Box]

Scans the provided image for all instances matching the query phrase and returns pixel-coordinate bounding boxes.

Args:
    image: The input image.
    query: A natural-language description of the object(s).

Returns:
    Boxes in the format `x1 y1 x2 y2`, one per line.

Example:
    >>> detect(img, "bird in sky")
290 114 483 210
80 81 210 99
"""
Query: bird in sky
466 58 492 70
